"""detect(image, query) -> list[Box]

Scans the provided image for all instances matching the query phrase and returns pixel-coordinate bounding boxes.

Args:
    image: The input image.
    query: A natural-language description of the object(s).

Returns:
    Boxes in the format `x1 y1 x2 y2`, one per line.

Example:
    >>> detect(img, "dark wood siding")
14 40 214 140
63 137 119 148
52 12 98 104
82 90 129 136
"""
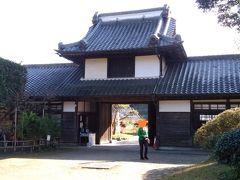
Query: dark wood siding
87 113 98 134
156 112 192 147
61 112 77 143
107 56 134 78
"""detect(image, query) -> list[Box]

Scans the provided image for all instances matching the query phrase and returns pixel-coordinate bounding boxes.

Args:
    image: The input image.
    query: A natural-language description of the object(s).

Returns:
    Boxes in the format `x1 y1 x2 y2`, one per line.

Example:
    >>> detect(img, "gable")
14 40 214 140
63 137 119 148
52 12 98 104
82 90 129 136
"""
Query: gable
57 6 187 63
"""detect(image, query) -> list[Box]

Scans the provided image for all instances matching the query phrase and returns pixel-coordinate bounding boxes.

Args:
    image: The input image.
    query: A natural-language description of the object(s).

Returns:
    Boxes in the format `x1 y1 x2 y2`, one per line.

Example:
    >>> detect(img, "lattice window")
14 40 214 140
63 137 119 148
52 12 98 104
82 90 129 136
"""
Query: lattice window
200 114 217 121
230 104 240 108
194 103 226 110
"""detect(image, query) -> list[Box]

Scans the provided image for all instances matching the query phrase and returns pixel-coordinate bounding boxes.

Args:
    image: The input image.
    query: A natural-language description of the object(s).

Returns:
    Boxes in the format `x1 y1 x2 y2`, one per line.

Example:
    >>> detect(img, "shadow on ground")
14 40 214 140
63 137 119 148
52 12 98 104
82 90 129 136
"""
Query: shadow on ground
143 166 186 180
0 144 209 165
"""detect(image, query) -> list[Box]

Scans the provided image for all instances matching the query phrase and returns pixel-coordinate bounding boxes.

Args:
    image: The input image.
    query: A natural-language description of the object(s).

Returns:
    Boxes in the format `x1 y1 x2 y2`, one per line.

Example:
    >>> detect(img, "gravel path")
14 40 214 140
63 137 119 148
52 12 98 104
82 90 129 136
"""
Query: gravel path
0 144 209 180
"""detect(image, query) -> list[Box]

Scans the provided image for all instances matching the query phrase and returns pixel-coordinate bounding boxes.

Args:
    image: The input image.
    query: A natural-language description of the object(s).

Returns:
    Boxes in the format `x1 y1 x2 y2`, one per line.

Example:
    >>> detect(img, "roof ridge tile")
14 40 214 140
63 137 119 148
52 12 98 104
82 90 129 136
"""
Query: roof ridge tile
25 63 77 68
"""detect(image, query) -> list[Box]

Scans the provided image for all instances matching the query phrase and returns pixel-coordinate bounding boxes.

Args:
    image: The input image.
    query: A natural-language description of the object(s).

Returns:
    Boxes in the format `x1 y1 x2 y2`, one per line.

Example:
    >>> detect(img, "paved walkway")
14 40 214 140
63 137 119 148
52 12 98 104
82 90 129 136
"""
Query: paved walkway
0 142 209 180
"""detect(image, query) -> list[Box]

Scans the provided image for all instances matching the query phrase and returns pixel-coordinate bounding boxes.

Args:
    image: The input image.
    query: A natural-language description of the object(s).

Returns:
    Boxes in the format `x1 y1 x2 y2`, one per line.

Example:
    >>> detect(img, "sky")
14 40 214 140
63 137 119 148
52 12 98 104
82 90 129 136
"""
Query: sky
0 0 239 65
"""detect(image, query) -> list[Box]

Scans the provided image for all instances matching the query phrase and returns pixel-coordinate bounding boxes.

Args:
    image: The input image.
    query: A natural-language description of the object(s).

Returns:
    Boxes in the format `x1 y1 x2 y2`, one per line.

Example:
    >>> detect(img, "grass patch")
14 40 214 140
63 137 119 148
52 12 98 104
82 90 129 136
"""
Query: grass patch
121 127 137 135
162 160 234 180
112 133 134 141
124 132 137 136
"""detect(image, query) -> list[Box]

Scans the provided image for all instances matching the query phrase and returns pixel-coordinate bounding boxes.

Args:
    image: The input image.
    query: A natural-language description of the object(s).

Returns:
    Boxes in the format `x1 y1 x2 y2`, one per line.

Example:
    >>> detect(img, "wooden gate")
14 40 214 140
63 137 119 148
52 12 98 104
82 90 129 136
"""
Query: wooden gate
97 103 112 144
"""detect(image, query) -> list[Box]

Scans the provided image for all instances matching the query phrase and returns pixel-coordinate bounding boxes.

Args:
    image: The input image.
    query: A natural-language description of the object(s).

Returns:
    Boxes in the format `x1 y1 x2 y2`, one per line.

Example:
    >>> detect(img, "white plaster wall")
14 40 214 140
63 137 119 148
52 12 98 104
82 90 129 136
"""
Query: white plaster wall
159 100 190 112
78 101 90 112
85 58 107 79
63 102 76 112
78 102 84 112
135 55 160 77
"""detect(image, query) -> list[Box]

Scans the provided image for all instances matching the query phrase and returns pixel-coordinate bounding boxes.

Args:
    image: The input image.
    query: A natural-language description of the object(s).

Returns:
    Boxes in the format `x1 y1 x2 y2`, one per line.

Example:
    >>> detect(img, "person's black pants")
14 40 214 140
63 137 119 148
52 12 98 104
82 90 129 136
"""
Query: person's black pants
139 139 148 159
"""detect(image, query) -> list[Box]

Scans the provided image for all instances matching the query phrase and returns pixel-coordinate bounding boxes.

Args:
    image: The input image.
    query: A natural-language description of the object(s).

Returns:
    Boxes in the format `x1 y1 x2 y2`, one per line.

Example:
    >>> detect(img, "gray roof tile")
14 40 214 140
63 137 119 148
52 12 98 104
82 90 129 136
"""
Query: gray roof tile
25 64 157 98
25 54 240 98
57 6 184 58
25 63 83 97
156 54 240 96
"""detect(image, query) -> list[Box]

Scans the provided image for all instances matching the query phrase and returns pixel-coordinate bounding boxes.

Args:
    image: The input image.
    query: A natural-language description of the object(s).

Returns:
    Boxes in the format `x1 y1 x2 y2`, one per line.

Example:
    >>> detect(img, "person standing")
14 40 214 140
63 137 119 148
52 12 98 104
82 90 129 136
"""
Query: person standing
137 126 149 160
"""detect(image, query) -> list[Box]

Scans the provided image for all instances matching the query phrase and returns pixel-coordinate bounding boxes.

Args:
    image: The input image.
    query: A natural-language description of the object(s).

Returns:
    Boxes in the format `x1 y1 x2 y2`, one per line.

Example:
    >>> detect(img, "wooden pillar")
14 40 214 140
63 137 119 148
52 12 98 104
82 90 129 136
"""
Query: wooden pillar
226 99 230 109
14 107 17 152
148 102 156 146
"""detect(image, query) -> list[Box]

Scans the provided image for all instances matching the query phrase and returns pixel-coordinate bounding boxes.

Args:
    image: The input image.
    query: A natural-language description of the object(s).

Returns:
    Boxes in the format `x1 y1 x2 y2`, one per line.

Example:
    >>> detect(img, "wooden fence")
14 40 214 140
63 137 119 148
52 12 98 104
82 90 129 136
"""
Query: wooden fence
0 138 59 152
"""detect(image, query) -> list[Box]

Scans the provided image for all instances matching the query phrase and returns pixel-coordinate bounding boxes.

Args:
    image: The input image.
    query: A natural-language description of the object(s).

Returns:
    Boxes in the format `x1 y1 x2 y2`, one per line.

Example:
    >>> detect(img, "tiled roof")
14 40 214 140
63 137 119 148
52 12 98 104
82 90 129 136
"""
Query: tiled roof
25 64 157 98
25 63 83 97
57 6 185 59
25 54 240 99
57 78 158 97
59 17 176 52
156 54 240 97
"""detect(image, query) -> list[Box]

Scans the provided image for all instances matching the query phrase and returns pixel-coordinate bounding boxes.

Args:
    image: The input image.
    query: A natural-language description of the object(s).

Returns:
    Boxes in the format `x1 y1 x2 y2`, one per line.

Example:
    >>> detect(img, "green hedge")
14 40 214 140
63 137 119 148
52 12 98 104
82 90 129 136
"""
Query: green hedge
194 108 240 149
0 57 26 108
214 128 240 164
214 128 240 178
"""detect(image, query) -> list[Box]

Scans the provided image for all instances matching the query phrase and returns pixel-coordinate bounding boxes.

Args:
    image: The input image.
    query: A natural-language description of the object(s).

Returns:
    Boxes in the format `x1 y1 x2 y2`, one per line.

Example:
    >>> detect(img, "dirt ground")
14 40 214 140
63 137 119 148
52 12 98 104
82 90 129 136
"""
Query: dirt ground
0 143 209 180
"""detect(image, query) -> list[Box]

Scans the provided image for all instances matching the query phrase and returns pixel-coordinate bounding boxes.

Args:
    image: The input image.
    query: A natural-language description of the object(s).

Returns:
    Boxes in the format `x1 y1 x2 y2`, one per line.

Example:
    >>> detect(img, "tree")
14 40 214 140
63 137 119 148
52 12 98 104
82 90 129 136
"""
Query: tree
0 57 26 108
0 57 26 150
196 0 240 32
112 104 139 135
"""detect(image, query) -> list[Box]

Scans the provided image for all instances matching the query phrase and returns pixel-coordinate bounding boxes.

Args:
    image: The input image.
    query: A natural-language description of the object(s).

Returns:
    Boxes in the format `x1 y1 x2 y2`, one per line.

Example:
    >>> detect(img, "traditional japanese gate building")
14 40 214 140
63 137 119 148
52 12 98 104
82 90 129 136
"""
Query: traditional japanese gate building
25 6 240 146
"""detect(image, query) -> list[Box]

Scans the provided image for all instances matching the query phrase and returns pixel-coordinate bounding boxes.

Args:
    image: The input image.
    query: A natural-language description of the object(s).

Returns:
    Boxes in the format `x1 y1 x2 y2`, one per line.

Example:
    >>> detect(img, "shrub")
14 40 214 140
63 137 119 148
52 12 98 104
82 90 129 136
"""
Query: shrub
237 123 240 128
194 108 240 150
17 112 60 141
39 116 60 139
17 112 41 140
214 128 240 177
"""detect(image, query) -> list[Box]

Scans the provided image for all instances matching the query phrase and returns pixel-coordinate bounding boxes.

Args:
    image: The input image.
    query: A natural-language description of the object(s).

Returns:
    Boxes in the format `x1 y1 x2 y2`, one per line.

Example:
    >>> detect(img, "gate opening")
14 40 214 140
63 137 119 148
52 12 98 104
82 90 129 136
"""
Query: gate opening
111 104 148 145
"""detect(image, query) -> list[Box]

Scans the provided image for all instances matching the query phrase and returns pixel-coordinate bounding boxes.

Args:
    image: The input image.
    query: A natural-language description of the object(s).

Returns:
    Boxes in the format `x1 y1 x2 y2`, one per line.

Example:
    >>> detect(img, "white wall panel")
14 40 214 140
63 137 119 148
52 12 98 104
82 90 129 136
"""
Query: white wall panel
159 100 190 112
85 58 107 79
135 55 159 77
63 102 76 112
78 101 84 112
78 101 90 112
